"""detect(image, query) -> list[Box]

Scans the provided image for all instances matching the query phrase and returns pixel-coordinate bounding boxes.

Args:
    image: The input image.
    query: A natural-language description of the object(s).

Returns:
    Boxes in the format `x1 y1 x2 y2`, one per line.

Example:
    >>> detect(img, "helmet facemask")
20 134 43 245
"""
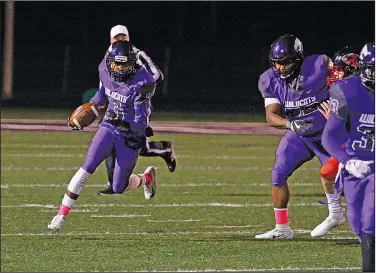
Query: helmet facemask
270 58 302 79
360 62 375 91
106 56 137 82
105 40 138 82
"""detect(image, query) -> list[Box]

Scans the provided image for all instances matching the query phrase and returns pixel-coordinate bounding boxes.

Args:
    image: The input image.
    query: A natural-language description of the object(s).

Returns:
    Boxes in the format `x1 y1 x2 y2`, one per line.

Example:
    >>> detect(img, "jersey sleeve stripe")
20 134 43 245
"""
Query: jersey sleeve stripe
264 98 281 107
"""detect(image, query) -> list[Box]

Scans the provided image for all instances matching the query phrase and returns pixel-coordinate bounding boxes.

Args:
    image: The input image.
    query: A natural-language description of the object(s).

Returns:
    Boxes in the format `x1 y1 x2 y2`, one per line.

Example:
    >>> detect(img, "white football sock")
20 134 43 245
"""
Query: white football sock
326 192 342 218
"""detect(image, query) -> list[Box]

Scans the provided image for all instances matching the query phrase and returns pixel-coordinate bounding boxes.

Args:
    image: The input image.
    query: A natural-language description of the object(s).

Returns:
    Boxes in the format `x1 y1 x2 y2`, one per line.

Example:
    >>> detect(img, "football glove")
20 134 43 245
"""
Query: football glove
286 120 313 135
345 159 374 178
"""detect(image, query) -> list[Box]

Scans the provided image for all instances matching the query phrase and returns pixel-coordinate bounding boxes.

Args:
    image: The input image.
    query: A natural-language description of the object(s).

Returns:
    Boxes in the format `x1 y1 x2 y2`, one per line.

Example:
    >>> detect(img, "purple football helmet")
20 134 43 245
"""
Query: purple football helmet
106 40 138 81
359 42 375 90
269 34 304 79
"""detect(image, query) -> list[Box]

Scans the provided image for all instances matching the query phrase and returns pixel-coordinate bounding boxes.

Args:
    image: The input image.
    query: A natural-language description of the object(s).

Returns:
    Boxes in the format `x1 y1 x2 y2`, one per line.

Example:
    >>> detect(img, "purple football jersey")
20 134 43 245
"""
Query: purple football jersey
90 65 156 135
327 76 375 161
98 57 106 73
324 76 375 239
258 54 330 136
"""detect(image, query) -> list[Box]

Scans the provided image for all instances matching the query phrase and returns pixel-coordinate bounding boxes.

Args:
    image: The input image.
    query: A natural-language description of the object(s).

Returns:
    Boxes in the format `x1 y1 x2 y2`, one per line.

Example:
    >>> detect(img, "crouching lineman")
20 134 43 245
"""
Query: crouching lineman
255 34 342 239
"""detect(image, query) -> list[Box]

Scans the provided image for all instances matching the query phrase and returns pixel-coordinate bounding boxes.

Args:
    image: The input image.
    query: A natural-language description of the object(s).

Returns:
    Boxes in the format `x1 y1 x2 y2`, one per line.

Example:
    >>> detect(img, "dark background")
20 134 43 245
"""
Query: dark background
1 1 375 112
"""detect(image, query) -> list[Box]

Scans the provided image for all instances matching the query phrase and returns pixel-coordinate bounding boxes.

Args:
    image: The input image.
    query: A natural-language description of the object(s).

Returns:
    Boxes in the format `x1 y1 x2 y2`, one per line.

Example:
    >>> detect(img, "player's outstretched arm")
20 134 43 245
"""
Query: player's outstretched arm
89 81 109 106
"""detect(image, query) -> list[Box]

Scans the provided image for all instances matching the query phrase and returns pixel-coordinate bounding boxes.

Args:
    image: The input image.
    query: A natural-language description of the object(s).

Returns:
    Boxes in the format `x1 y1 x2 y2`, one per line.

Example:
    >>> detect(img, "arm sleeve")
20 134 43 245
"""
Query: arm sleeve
131 82 156 133
137 51 164 83
98 46 111 72
323 82 352 164
258 72 278 99
259 73 281 107
322 114 352 165
98 57 107 72
89 80 109 106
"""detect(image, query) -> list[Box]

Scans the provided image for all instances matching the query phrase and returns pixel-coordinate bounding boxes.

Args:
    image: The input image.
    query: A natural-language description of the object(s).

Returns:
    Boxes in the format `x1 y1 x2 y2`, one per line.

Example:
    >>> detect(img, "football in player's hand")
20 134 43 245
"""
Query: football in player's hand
68 103 100 130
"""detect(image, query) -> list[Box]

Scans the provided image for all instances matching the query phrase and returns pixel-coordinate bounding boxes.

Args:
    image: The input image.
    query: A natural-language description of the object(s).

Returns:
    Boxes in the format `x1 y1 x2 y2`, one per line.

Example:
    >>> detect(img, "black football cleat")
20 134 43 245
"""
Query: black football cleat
97 185 115 195
162 146 177 172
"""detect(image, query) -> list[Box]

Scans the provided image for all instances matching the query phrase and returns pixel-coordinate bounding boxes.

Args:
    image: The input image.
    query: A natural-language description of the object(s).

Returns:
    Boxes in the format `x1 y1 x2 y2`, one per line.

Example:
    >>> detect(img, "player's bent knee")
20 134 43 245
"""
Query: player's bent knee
271 169 288 186
320 157 339 180
320 171 336 181
320 164 338 181
112 184 126 194
81 160 98 174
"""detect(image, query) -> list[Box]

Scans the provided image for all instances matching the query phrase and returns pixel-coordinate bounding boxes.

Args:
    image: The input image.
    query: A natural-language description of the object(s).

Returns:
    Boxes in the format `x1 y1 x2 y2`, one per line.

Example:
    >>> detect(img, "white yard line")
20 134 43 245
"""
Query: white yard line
91 214 151 218
0 231 250 237
1 202 325 209
1 144 89 149
4 153 276 160
1 143 272 150
0 166 320 171
1 167 81 171
0 230 356 240
294 229 352 234
0 182 324 188
6 153 85 157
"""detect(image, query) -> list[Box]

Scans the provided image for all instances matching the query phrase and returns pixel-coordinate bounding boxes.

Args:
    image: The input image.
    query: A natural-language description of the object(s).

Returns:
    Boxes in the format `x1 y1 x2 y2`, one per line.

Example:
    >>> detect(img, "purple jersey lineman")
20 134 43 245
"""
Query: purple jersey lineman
323 76 375 239
259 54 330 136
258 55 331 186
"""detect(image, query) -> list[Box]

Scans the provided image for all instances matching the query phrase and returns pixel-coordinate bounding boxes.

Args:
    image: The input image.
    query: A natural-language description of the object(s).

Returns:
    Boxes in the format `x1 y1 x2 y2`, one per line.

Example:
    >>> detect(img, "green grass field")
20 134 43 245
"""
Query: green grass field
1 111 361 272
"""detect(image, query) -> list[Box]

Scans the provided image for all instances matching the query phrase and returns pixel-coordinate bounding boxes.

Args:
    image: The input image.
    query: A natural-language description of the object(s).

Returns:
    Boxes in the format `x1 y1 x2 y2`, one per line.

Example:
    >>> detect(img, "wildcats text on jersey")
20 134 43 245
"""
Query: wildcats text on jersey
105 88 127 103
285 97 317 108
359 114 375 125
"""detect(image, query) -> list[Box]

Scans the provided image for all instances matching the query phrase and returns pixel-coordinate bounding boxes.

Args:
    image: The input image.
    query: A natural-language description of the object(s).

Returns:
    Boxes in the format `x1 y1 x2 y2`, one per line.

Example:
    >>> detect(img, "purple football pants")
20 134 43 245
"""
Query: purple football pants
271 130 330 186
81 126 139 193
337 164 375 238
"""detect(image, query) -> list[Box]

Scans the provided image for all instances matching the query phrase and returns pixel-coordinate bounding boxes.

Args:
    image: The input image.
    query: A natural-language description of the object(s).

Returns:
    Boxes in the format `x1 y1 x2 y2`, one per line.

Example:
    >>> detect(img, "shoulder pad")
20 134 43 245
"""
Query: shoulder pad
98 58 106 73
334 76 361 99
258 69 275 98
328 81 348 120
304 54 329 68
